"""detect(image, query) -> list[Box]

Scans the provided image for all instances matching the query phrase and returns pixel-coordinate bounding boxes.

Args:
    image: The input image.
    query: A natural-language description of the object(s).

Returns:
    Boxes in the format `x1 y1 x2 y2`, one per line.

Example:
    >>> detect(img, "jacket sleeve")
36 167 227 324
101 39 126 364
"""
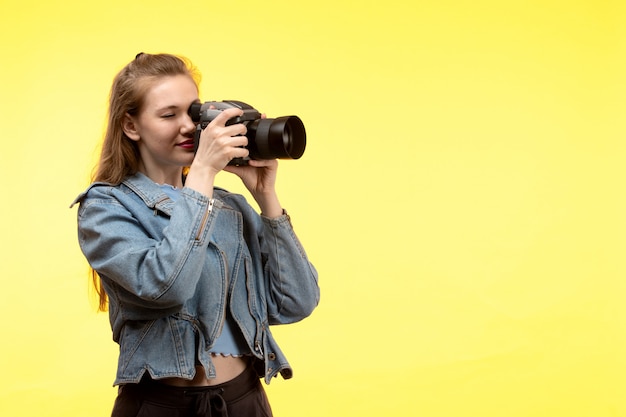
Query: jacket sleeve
76 186 223 312
259 211 320 325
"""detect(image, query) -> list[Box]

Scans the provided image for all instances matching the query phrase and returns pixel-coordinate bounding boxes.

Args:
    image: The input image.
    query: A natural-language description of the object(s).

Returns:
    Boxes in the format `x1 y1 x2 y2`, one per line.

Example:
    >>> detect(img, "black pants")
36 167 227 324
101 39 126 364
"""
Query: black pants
111 365 273 417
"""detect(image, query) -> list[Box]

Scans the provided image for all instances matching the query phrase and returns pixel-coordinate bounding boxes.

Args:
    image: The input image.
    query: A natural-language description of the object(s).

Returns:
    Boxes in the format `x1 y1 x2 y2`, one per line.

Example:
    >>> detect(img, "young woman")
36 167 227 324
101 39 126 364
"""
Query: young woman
72 53 320 416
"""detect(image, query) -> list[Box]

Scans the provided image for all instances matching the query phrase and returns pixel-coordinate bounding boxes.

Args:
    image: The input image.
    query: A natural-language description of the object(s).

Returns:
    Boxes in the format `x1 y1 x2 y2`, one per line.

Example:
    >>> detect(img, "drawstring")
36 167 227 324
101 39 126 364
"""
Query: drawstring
187 388 228 417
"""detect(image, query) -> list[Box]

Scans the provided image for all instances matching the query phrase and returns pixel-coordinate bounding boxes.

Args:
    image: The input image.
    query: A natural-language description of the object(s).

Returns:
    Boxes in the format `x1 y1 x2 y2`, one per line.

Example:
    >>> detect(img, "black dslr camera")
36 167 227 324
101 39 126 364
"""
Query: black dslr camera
188 100 306 166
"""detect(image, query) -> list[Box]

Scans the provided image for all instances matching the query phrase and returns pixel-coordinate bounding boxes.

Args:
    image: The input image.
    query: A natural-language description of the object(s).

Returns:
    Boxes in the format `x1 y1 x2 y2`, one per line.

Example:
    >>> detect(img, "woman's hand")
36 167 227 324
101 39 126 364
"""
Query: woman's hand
225 112 283 218
185 107 249 198
194 107 250 174
225 158 283 218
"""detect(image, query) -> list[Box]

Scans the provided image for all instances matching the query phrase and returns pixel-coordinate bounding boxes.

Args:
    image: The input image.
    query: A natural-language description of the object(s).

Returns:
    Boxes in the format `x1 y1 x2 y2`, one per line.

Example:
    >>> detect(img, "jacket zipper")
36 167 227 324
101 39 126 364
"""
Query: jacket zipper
195 198 215 241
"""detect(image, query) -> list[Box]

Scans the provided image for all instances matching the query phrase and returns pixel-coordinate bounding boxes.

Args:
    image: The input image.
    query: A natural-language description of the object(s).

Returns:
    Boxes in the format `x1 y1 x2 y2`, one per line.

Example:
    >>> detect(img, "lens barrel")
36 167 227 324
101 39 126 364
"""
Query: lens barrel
247 116 306 160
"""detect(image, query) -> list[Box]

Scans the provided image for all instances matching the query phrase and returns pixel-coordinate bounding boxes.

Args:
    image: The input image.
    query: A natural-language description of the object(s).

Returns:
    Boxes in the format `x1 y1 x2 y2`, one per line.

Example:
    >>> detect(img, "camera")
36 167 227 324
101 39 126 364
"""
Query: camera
188 100 306 166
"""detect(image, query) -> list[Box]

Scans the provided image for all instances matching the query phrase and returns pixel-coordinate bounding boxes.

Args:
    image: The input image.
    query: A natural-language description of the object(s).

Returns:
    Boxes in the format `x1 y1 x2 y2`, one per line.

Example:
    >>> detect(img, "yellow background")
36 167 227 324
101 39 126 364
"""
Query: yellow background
1 0 625 416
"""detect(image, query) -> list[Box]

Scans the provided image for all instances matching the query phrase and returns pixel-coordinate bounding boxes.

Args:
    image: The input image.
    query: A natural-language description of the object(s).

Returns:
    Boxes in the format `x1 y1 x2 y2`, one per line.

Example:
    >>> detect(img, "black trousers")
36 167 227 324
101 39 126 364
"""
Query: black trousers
111 365 273 417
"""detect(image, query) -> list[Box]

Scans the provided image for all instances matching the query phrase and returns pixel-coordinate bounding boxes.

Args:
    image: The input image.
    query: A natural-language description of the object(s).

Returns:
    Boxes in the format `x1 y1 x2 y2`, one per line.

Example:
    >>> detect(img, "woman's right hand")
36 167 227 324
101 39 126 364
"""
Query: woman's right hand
185 107 249 197
194 107 250 173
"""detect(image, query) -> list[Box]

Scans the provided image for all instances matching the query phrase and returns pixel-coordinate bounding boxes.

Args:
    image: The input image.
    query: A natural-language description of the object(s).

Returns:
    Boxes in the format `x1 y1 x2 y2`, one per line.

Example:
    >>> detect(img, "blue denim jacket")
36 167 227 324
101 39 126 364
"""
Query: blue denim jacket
72 172 319 385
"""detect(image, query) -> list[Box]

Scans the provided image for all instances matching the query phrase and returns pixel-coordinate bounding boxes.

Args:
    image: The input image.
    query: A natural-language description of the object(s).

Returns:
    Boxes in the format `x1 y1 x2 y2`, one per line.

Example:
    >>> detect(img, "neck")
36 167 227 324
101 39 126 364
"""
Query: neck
137 162 184 188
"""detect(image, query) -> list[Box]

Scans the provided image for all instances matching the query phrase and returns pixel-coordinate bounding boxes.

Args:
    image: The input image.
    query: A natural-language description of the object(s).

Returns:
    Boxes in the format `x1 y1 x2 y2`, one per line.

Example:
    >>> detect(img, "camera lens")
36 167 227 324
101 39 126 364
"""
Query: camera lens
248 116 306 160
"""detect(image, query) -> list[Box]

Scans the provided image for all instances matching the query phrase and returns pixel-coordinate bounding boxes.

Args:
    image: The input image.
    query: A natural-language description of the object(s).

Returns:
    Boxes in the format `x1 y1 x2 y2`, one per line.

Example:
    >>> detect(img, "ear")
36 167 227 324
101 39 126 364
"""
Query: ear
122 113 140 141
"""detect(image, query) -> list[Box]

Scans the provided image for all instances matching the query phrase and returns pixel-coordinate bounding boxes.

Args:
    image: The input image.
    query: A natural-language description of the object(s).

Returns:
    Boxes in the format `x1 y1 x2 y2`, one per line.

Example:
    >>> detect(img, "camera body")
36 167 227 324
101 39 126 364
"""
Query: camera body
188 100 306 166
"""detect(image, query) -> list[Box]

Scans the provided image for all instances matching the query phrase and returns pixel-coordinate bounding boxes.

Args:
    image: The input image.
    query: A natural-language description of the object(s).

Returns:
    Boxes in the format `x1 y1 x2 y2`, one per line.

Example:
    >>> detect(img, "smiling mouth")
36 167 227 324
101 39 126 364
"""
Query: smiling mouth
178 139 195 150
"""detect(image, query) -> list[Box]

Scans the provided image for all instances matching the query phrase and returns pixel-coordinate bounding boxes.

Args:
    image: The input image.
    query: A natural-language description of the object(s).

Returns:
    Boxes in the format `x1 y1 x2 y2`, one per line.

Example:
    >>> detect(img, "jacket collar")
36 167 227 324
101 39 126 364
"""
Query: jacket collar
70 172 180 216
123 172 176 214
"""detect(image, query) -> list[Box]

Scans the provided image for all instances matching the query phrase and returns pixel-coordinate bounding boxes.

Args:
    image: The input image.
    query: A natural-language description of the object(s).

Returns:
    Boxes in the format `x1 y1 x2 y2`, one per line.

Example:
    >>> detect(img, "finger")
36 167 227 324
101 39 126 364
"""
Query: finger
225 133 248 148
226 122 247 137
248 159 278 168
228 145 249 163
210 107 244 127
199 121 247 144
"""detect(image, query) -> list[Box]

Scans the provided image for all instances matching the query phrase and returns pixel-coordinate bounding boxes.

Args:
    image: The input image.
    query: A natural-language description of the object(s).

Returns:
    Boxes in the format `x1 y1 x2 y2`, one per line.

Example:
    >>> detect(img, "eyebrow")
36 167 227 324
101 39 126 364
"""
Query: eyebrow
155 105 181 112
155 100 200 113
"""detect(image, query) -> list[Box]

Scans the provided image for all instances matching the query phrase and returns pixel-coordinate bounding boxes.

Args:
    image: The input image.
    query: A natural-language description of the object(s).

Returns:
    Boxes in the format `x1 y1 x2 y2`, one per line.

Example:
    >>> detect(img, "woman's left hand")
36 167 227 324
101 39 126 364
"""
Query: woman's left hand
225 158 277 195
225 158 283 218
224 112 283 218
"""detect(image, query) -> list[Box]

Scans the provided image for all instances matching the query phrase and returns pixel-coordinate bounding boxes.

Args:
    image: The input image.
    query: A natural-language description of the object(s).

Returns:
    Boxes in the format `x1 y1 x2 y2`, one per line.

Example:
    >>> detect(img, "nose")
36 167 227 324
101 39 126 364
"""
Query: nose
182 113 196 135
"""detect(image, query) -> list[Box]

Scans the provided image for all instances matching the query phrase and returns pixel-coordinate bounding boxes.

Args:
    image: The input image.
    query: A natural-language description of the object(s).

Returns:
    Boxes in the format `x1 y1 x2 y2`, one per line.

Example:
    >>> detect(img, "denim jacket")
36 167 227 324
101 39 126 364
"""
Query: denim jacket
72 172 319 385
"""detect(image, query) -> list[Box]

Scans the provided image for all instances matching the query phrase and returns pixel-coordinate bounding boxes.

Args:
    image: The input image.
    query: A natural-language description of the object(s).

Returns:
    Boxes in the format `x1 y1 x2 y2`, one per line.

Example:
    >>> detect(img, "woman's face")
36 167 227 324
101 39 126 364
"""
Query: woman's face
125 74 199 184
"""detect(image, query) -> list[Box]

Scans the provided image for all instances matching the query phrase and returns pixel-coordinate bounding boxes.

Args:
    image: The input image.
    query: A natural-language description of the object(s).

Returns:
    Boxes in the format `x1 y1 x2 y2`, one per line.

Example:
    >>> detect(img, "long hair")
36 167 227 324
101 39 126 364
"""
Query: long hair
91 53 201 311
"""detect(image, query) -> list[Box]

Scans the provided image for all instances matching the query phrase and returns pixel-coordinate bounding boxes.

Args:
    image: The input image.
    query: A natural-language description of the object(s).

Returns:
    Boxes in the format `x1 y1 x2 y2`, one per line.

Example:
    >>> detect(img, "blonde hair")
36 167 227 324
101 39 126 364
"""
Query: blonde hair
91 53 201 311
